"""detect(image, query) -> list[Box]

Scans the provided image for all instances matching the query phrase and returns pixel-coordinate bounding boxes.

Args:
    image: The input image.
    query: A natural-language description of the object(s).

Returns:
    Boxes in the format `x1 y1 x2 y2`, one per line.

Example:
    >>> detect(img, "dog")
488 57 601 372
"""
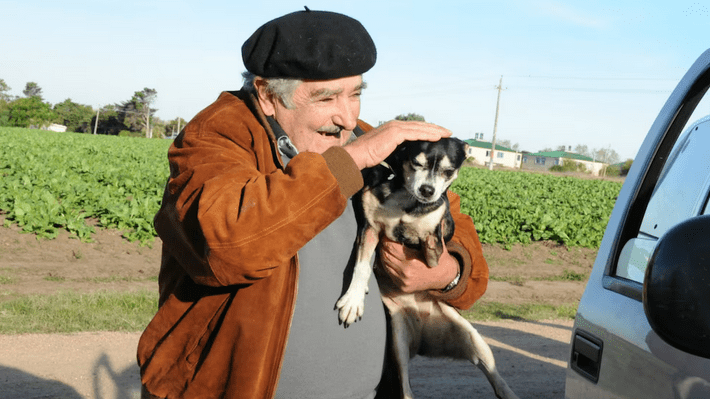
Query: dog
335 138 519 399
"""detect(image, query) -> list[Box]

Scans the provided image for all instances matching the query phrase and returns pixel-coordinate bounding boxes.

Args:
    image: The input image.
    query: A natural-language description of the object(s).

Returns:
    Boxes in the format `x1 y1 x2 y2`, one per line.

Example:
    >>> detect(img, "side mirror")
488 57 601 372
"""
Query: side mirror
643 214 710 359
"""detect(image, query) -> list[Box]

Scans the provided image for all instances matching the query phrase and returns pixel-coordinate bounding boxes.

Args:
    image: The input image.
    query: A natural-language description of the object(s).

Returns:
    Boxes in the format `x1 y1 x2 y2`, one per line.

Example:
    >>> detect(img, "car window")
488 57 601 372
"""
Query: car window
616 115 710 283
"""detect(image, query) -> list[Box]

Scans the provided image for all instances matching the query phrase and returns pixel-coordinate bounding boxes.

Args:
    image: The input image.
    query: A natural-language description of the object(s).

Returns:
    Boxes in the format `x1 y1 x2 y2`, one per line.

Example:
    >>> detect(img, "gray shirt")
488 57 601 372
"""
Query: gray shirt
274 137 387 399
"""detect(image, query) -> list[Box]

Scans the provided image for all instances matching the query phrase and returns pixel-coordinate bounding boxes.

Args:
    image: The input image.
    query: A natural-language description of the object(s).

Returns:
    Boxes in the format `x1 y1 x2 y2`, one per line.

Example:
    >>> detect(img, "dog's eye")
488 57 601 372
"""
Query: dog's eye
411 159 422 167
444 170 455 178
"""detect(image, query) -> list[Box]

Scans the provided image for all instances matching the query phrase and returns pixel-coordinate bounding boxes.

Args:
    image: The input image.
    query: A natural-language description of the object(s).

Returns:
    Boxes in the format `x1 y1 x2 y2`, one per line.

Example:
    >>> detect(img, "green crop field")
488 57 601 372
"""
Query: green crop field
0 127 170 243
0 126 623 248
452 167 622 248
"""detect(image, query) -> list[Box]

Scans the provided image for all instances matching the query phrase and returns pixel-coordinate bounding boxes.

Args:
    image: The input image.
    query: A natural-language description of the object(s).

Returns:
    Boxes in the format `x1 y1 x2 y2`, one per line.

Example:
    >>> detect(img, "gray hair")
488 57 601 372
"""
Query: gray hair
241 71 302 109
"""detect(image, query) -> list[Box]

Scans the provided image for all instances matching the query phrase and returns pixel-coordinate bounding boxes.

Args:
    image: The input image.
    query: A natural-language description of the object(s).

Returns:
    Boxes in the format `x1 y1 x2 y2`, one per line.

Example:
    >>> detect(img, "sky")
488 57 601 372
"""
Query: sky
2 0 710 161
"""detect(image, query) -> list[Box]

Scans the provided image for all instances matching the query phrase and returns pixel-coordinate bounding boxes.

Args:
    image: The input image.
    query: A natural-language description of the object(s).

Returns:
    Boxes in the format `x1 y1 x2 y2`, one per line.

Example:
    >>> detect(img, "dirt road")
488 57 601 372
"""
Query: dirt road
0 319 573 399
0 216 586 398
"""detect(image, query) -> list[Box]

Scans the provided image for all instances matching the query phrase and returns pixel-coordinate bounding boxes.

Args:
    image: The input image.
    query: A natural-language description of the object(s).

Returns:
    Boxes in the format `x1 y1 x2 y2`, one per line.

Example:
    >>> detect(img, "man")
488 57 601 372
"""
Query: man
138 8 489 399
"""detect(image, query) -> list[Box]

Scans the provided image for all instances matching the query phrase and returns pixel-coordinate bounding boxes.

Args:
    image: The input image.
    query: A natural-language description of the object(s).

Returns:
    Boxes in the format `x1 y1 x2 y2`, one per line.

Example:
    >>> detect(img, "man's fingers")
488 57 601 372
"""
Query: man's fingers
344 120 451 169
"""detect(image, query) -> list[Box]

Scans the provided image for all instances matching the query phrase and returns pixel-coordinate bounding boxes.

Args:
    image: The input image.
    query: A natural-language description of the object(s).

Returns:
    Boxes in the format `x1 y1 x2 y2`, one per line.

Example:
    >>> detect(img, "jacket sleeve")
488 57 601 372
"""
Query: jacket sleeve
427 190 490 310
154 93 363 288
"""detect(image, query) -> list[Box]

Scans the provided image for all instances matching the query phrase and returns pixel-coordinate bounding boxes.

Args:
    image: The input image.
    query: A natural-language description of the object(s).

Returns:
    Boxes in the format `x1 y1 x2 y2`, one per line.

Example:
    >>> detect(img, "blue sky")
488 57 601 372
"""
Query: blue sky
2 1 709 160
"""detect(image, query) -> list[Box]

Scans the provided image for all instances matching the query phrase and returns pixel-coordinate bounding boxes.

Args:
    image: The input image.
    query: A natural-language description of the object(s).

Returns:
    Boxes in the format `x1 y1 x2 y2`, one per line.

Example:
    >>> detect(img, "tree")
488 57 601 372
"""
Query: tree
549 158 586 173
620 159 633 176
592 147 620 166
23 82 43 100
394 113 425 122
0 99 9 126
6 96 55 127
117 88 157 138
497 139 519 151
0 79 13 102
53 99 95 132
165 117 188 137
574 144 590 157
92 105 126 136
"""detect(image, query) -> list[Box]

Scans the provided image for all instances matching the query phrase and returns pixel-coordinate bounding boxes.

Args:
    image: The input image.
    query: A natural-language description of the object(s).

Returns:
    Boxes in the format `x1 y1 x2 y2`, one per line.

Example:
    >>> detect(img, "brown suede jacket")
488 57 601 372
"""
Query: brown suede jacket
137 90 489 399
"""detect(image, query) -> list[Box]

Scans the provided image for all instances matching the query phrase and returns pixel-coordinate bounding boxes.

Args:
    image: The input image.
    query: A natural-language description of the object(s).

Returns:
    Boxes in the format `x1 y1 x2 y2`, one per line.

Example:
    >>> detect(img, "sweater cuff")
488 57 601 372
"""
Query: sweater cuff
427 242 472 302
322 146 364 198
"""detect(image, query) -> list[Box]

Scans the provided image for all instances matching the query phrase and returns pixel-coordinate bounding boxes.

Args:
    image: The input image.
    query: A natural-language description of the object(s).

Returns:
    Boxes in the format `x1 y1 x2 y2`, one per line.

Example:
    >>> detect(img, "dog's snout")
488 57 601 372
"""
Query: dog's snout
419 185 435 198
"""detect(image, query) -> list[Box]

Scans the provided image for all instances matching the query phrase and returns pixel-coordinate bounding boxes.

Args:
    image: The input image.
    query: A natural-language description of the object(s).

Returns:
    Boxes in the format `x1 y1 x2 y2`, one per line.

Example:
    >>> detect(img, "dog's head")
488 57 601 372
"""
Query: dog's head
392 137 467 204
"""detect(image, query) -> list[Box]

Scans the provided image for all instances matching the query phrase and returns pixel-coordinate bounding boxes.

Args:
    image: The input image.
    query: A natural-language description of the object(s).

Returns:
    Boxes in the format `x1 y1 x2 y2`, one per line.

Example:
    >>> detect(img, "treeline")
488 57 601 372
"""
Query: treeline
0 80 186 138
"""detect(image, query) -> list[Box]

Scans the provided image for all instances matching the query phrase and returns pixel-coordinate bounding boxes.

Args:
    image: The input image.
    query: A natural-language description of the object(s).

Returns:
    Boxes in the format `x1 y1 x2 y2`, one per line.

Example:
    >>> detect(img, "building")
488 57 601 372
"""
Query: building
46 123 67 132
464 139 522 169
522 150 608 176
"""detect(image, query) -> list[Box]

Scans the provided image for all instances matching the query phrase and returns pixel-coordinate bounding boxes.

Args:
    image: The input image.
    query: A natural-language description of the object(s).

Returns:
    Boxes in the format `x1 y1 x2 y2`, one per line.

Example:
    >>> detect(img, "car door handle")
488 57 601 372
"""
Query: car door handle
571 330 603 383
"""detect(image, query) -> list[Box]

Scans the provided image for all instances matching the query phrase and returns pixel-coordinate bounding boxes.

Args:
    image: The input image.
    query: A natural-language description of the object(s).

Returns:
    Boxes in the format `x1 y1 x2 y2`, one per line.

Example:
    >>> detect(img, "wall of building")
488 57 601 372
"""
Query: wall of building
466 146 521 168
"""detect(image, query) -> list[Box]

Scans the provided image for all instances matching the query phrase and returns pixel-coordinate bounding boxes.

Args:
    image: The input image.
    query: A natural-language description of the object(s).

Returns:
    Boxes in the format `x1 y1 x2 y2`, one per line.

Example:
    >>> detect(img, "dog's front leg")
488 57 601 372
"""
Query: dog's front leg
336 225 379 326
422 234 443 268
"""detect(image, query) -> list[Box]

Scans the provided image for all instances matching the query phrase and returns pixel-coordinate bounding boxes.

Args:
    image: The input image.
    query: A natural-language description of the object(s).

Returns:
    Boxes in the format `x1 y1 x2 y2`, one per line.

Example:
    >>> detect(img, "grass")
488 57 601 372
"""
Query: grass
77 275 158 283
463 301 578 321
490 275 526 286
40 275 158 284
490 269 588 284
0 289 577 334
0 290 158 334
548 269 587 282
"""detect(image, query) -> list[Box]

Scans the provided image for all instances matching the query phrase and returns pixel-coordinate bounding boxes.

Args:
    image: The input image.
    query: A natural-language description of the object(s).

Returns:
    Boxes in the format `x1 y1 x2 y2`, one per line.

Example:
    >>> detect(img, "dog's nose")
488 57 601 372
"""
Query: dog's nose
419 185 435 198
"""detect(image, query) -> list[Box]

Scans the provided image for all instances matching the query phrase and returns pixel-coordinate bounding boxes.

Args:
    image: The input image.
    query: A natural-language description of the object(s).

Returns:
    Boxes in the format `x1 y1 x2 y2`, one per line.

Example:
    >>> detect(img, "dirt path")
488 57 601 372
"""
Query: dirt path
0 219 589 398
0 319 573 399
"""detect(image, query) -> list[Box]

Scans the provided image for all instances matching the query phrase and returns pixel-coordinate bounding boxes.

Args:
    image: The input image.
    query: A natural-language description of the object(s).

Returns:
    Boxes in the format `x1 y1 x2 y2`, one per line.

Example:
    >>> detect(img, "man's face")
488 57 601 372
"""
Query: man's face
259 75 364 154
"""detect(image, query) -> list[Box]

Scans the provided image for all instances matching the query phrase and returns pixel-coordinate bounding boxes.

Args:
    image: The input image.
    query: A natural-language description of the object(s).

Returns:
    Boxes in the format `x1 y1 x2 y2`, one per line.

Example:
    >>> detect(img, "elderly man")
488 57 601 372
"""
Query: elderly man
138 9 489 399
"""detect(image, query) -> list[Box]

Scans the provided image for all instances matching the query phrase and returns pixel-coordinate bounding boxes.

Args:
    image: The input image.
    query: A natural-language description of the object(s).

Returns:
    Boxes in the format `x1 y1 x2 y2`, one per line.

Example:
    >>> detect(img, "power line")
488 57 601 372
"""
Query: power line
513 86 672 94
507 75 678 82
366 78 674 99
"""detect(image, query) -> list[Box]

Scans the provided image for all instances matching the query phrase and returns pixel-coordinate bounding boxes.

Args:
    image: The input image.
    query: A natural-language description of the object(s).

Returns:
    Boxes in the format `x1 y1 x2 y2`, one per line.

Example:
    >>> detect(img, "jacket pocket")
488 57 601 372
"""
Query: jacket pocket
185 292 232 369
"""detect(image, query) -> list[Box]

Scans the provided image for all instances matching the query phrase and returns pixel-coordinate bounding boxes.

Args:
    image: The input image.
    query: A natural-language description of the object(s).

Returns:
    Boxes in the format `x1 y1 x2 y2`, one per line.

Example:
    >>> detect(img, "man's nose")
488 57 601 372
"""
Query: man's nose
332 98 359 131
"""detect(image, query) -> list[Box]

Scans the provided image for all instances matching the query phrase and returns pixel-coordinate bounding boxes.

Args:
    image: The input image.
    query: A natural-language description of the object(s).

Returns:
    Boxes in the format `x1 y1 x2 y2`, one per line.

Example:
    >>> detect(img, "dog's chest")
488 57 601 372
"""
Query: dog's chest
361 189 445 242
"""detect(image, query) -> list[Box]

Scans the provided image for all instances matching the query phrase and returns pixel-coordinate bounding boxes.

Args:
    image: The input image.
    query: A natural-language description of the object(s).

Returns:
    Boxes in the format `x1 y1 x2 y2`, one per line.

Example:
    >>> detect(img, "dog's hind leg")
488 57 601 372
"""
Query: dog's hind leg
382 296 419 399
436 305 520 399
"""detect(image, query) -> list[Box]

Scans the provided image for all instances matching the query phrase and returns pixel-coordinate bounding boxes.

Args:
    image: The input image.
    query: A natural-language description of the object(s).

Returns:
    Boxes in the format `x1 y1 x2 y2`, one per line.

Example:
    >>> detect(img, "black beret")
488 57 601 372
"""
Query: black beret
242 9 377 80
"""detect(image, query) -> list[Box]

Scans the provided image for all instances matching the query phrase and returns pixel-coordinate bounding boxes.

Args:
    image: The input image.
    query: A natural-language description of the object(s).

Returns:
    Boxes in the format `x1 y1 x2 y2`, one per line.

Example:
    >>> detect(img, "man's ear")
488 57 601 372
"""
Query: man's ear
254 78 276 116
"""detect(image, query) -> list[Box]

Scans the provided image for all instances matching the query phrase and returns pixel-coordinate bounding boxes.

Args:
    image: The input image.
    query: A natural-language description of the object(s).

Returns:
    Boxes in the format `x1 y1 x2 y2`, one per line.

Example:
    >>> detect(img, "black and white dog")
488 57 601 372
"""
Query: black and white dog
336 138 519 399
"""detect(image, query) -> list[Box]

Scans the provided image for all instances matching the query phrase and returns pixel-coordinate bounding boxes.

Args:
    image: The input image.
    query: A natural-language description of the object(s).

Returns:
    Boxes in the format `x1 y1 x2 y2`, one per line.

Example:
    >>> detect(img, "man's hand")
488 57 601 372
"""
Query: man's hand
344 120 452 170
378 237 459 293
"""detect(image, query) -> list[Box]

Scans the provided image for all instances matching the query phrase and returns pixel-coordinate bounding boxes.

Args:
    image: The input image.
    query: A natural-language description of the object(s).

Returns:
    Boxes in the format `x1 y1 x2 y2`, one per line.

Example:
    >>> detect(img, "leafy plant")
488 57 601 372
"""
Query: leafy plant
0 127 622 249
0 127 170 244
451 168 622 248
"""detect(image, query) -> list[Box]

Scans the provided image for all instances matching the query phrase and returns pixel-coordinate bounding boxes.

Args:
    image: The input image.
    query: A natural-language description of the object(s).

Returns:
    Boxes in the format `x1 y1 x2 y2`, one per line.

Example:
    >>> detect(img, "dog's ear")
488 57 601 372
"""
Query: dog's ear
449 137 467 168
387 141 413 173
361 164 393 188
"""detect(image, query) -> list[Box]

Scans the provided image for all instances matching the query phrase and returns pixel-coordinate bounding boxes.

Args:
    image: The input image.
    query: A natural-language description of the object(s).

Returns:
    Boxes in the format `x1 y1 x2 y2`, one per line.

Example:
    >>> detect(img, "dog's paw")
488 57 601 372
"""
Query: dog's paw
335 291 366 327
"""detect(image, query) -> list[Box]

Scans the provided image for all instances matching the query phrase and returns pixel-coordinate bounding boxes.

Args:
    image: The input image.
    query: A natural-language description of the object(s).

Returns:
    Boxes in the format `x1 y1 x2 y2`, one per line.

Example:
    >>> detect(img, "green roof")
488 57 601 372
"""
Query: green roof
464 139 516 152
526 151 595 162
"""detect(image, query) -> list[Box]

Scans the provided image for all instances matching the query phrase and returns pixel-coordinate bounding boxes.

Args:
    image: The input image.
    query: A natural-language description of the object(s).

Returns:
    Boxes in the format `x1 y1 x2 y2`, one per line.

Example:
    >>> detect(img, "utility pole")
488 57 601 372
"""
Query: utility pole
93 108 100 135
489 76 504 171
